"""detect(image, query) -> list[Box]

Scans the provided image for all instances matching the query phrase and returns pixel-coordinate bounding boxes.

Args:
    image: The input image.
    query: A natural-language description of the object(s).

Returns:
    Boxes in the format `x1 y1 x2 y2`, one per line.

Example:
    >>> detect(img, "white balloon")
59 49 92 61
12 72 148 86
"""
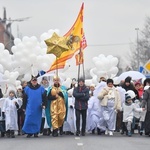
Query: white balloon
40 48 47 55
15 80 21 86
0 43 4 50
26 41 34 49
36 55 43 62
14 38 22 45
101 57 110 71
92 75 98 85
42 63 50 72
22 36 30 44
12 61 19 68
98 54 105 59
92 67 98 75
110 57 119 67
24 73 31 82
13 71 20 79
17 43 25 50
29 54 37 63
0 64 4 73
4 70 10 78
109 67 118 75
40 41 47 48
92 57 99 63
95 61 103 70
97 70 107 77
22 49 30 56
31 67 38 76
30 36 38 44
90 68 96 77
3 50 10 57
14 52 23 60
34 46 42 55
40 32 50 41
11 46 17 53
107 55 113 59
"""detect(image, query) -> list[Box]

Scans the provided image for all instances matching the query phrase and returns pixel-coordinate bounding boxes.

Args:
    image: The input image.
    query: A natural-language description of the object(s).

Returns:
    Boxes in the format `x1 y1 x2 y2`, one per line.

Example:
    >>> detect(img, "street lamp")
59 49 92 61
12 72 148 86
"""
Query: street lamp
135 28 140 71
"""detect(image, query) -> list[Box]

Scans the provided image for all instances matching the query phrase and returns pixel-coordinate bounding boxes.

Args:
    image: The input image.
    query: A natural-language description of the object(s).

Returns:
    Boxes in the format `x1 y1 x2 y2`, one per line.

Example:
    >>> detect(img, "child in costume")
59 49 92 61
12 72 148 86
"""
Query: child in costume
122 94 145 137
2 90 22 138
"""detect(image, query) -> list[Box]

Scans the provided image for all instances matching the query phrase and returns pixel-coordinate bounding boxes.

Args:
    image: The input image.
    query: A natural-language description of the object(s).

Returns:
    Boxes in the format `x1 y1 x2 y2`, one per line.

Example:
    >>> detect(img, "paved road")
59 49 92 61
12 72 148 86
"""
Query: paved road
0 133 149 150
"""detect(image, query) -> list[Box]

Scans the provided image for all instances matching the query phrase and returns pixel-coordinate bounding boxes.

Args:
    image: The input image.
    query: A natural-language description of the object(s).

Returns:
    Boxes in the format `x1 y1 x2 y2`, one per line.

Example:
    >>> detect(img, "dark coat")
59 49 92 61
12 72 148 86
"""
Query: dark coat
142 87 150 112
0 89 3 98
73 85 90 110
121 83 140 100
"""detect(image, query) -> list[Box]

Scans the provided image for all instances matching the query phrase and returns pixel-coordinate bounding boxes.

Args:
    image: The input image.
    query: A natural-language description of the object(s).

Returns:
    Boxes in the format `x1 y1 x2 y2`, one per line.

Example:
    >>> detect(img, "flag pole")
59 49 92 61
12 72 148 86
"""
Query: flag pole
56 57 58 77
77 49 81 82
77 42 85 81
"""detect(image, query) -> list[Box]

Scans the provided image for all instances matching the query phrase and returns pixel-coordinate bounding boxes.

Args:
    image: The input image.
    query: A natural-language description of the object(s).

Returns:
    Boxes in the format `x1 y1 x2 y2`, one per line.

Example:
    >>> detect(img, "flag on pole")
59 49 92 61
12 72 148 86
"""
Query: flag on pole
47 3 87 72
49 61 66 72
75 50 84 66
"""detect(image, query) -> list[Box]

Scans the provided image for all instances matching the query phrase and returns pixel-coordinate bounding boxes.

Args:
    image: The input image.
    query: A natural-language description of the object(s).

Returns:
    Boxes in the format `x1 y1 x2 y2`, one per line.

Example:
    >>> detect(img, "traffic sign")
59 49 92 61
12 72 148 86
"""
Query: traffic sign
144 60 150 73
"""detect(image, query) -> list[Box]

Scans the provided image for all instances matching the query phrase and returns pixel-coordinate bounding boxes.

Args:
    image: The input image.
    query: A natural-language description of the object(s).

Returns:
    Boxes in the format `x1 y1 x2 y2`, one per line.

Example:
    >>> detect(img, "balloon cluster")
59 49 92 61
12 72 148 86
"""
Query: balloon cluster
0 29 63 92
90 54 119 84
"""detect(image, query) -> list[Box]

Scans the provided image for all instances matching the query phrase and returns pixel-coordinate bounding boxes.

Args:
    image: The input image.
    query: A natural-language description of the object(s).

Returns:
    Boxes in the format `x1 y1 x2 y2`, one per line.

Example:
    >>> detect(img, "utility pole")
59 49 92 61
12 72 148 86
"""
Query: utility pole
135 28 139 71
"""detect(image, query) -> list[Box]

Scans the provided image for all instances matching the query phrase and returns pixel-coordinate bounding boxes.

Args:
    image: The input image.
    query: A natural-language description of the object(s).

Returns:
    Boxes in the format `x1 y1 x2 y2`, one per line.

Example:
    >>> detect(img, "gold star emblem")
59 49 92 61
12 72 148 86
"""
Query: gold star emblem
45 32 69 58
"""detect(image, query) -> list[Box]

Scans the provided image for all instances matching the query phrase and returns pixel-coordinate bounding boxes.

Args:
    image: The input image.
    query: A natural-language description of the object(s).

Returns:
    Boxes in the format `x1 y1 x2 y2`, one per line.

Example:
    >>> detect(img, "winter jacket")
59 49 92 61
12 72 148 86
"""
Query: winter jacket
142 88 150 112
98 86 121 111
73 85 90 110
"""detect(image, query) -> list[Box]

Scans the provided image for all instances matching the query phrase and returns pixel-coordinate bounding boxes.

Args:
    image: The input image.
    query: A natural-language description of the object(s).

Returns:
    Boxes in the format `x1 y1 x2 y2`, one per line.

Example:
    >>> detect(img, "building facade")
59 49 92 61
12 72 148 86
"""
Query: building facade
0 8 14 53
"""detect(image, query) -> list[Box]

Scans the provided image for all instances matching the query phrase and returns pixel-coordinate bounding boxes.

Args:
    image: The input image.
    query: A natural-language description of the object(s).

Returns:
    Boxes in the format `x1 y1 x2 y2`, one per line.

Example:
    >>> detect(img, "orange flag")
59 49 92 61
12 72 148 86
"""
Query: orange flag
47 3 87 72
49 61 66 72
75 50 84 66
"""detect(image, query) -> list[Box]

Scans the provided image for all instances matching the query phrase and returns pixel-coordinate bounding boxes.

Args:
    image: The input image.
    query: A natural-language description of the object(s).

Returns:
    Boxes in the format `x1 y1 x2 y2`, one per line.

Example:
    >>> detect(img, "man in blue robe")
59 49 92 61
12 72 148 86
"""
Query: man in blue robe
22 76 47 138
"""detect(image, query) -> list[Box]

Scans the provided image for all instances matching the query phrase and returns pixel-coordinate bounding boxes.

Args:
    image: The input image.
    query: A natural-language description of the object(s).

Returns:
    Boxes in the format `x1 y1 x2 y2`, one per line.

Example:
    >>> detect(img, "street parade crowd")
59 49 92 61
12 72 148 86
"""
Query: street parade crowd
0 75 150 138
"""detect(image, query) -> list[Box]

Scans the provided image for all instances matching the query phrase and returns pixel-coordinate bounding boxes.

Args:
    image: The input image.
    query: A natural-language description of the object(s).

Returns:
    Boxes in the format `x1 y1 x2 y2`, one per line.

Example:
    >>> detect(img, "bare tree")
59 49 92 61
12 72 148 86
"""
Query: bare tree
131 17 150 70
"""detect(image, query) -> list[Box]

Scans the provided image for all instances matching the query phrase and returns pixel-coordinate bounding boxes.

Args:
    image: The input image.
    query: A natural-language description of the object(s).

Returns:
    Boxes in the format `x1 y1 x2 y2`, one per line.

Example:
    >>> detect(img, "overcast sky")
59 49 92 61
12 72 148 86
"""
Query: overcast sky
0 0 150 77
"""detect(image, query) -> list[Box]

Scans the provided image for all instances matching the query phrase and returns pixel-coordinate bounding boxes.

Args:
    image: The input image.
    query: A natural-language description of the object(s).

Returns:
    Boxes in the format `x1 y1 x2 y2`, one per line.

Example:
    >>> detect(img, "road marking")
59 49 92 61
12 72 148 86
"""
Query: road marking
77 143 83 146
75 137 80 140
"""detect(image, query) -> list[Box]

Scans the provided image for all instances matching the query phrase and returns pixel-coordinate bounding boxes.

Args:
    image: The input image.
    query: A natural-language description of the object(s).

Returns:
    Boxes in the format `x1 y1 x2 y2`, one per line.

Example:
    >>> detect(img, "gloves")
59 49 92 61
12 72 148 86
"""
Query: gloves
58 92 64 98
15 102 19 109
2 112 5 120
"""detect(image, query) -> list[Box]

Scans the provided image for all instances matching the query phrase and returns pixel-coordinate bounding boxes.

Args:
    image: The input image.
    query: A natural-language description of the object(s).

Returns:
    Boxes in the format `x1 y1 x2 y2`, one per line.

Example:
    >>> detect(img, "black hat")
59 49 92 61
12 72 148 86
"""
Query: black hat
78 77 85 83
143 78 150 87
125 76 132 83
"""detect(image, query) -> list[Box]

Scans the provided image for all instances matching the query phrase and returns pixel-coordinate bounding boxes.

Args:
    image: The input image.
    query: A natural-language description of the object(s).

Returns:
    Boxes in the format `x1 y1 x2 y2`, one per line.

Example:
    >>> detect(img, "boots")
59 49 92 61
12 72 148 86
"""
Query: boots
59 126 63 135
1 132 5 137
52 129 58 137
6 130 10 138
10 130 15 138
92 128 95 134
47 128 51 136
76 130 80 136
43 129 48 135
128 130 132 137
